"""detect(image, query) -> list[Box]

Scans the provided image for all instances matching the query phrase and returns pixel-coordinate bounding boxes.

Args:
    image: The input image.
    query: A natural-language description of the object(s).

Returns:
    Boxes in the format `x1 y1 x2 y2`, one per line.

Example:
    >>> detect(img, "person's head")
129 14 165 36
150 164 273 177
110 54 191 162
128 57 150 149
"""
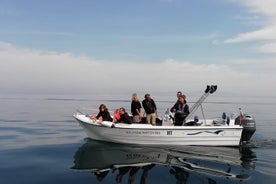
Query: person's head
178 95 186 103
99 104 107 112
132 93 139 101
119 107 126 115
144 93 151 100
177 91 182 98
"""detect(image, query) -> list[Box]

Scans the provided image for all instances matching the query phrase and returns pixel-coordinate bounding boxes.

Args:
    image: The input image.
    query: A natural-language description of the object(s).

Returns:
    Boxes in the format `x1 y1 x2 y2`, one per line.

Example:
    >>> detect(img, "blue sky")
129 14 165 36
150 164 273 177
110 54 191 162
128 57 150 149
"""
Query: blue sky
0 0 276 96
0 0 259 62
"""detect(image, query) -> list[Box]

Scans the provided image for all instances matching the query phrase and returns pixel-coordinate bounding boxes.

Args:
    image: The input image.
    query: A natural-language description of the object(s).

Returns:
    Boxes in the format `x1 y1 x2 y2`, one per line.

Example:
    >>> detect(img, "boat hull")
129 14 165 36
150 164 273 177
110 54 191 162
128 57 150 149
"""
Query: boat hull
74 114 243 146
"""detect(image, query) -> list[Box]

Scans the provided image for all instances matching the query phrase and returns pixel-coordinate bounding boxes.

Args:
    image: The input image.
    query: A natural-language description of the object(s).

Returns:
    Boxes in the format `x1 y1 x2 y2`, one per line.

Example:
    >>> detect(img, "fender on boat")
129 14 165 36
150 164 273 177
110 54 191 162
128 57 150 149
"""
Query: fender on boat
100 121 115 128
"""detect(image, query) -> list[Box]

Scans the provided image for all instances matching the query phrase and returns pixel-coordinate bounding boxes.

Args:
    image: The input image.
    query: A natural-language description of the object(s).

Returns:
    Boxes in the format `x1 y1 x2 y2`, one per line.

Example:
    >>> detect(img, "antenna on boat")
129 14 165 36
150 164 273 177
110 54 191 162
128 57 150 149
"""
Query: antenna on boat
186 85 217 120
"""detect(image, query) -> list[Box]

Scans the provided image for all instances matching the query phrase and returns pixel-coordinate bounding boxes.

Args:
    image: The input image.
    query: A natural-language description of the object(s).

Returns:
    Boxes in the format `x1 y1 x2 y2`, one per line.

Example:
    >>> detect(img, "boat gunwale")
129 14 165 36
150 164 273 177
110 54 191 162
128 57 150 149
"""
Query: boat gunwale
73 114 243 130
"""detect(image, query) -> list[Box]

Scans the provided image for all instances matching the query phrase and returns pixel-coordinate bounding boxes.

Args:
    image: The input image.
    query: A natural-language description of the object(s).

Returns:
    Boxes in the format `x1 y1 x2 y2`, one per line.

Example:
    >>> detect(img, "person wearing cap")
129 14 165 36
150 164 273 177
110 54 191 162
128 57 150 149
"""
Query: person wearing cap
170 95 189 126
177 91 182 98
176 91 182 103
142 94 157 125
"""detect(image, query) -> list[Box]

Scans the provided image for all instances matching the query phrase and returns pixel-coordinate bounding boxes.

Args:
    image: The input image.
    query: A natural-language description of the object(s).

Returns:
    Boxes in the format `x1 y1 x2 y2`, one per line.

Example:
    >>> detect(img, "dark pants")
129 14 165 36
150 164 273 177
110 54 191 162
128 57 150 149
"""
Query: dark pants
174 112 186 126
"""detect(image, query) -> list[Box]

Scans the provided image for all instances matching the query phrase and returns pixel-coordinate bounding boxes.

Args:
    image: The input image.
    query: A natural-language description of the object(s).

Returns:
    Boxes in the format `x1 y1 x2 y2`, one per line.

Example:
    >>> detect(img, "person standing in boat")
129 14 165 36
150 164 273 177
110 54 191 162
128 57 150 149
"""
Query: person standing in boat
142 94 157 126
170 95 189 126
91 104 113 122
118 107 132 124
131 93 142 123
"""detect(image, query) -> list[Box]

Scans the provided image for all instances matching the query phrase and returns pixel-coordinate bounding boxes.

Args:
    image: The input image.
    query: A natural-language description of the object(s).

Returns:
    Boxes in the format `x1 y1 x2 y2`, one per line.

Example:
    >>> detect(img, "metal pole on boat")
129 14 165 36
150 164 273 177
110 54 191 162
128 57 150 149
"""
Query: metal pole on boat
200 104 207 125
186 85 217 120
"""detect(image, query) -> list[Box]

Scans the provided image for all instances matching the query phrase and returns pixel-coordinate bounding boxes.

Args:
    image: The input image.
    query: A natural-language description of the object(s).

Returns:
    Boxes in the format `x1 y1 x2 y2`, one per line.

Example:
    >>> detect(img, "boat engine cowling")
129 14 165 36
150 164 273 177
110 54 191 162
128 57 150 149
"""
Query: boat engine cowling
235 114 256 142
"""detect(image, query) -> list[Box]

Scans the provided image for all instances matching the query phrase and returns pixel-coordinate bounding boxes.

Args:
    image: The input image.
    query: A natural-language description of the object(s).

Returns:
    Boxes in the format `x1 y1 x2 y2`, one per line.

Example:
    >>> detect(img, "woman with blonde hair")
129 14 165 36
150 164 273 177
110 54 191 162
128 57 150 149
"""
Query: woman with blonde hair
131 93 142 123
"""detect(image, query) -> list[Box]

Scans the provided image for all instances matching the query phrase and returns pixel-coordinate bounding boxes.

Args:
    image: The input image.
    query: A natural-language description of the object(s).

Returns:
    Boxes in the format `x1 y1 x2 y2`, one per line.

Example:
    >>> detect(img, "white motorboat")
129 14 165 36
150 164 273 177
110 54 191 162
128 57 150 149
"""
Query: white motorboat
73 85 256 146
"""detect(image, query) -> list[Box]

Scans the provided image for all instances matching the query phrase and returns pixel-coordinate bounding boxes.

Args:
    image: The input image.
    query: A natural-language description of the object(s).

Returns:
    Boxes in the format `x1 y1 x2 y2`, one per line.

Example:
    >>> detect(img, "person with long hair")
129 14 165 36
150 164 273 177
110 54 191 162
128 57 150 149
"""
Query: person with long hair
91 104 113 122
131 93 142 123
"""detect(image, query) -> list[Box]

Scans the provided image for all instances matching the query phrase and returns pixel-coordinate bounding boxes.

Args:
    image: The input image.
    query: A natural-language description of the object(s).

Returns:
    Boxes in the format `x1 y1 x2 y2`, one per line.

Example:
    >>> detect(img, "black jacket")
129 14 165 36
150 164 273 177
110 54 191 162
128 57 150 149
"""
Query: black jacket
170 102 189 116
142 99 157 114
96 110 113 121
131 100 142 116
119 113 132 124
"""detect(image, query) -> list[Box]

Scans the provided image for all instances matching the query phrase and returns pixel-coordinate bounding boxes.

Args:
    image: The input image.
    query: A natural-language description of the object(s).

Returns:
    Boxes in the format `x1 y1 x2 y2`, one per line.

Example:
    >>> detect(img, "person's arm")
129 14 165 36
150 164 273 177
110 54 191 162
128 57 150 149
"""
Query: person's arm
96 112 101 119
152 100 158 116
142 100 148 114
170 102 178 112
152 100 157 110
136 108 142 118
131 101 134 114
184 104 189 115
90 114 97 119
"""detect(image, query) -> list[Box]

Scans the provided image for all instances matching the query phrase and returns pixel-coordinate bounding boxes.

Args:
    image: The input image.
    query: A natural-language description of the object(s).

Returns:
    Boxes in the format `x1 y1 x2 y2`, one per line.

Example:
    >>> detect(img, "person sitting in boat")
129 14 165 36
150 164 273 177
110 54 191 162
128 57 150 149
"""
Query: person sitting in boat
118 107 132 124
91 104 113 122
170 95 189 126
113 109 121 122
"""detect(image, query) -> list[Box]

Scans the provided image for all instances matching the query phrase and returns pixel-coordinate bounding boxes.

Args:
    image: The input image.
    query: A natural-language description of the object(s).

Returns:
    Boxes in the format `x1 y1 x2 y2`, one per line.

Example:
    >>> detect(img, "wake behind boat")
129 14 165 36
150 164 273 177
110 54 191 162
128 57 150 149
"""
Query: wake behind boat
73 85 256 146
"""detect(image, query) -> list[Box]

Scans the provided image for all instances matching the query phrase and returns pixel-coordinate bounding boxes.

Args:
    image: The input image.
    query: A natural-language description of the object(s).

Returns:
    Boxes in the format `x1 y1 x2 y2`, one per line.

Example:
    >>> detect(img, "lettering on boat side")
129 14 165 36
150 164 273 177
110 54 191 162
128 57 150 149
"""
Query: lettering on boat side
125 130 161 135
167 130 173 135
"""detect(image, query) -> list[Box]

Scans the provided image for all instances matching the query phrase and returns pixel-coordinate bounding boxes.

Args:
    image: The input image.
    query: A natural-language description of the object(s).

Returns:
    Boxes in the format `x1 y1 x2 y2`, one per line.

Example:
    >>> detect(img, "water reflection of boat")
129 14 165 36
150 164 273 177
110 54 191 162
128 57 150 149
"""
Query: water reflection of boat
72 139 256 183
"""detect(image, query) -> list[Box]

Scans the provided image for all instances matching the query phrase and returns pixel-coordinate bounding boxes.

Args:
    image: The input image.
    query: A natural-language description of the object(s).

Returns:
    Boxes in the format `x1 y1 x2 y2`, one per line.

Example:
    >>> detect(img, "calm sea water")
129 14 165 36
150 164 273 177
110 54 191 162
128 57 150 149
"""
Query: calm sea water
0 94 276 184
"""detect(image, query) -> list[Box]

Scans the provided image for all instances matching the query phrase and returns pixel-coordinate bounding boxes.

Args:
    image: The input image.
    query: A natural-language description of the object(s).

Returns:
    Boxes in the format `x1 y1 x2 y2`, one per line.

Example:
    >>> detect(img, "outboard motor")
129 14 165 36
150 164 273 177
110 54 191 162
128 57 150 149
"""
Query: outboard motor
235 114 256 142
